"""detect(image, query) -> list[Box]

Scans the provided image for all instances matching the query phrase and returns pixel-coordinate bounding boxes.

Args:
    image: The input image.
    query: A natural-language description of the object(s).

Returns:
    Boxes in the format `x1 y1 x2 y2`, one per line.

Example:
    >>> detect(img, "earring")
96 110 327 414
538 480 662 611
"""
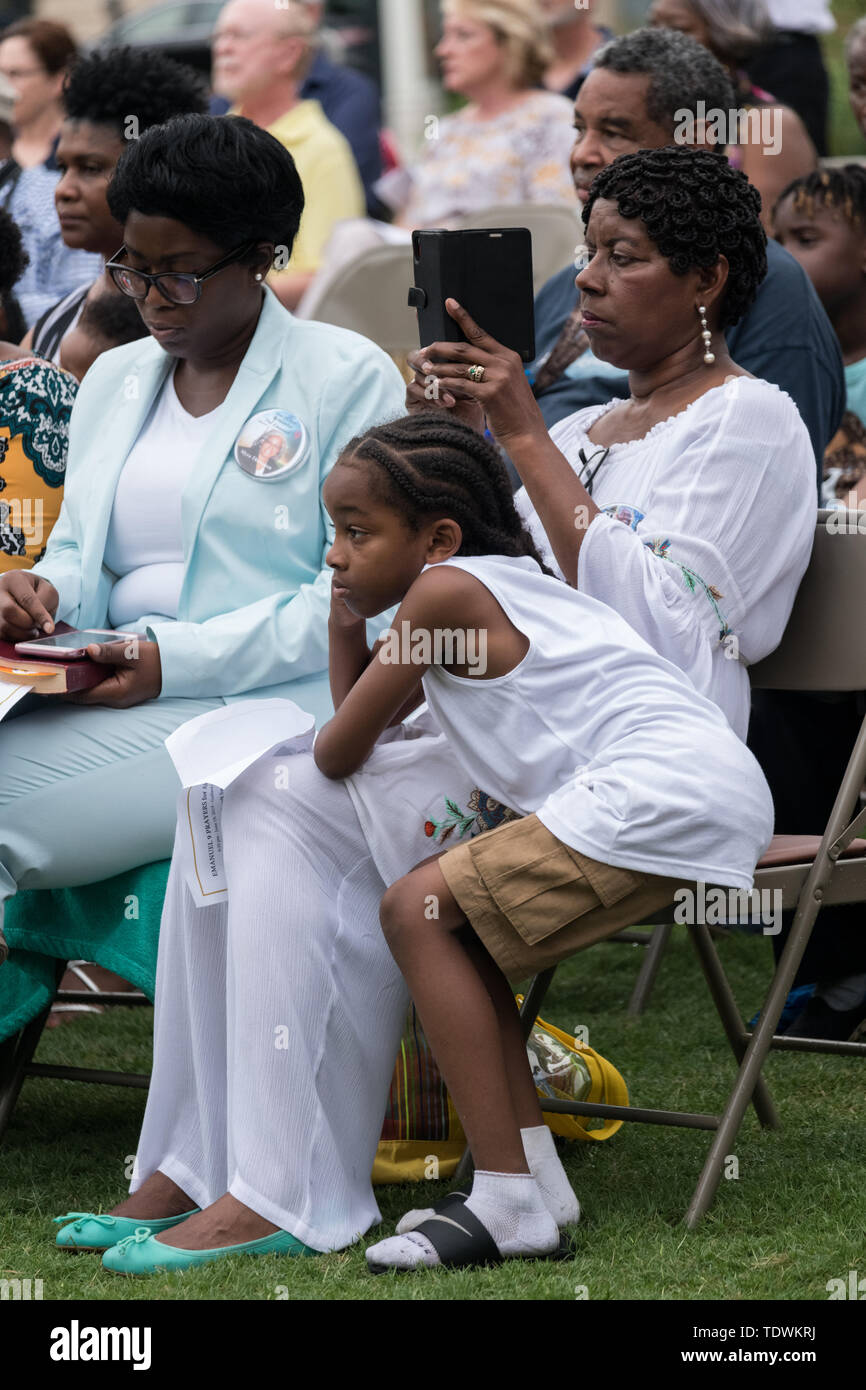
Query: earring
698 305 714 365
255 273 263 282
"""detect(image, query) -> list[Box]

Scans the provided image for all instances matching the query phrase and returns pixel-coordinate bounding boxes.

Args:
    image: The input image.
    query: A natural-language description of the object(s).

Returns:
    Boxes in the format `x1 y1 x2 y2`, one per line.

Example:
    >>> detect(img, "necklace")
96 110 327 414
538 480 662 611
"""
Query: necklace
576 445 611 497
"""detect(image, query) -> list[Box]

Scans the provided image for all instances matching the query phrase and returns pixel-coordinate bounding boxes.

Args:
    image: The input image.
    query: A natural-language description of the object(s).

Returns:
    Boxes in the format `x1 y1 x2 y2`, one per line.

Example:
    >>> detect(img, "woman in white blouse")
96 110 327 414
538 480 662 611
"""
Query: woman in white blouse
296 0 575 320
409 145 817 738
392 0 577 226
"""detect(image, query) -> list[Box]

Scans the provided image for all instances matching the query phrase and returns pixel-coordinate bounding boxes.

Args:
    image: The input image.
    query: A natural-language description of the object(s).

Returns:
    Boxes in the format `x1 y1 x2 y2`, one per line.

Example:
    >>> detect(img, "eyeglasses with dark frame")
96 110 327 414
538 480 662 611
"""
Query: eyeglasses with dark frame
105 241 259 305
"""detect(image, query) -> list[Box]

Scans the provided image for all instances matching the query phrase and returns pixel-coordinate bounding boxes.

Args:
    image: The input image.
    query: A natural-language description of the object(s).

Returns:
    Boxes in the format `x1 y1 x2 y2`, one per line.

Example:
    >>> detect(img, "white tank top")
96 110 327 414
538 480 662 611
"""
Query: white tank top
419 554 773 888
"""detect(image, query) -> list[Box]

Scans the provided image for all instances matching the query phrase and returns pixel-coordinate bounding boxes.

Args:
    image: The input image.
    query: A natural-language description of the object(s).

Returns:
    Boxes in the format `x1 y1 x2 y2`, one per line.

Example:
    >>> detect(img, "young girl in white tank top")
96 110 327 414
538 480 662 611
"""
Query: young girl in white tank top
314 413 773 1274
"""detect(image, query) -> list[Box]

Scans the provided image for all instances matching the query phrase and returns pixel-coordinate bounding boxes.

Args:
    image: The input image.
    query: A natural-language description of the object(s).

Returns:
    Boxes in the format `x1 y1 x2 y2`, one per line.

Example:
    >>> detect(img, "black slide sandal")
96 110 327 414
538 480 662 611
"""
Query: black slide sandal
368 1202 575 1274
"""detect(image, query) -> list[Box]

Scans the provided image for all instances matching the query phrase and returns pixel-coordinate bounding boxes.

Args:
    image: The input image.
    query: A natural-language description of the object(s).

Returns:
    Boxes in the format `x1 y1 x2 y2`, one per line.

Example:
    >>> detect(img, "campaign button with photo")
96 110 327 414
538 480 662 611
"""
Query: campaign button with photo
233 410 310 481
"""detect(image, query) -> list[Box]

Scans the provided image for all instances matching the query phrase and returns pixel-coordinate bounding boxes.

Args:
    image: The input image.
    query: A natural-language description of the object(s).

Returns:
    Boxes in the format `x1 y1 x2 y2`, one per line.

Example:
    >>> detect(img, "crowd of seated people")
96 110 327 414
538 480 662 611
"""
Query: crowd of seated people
0 0 864 1279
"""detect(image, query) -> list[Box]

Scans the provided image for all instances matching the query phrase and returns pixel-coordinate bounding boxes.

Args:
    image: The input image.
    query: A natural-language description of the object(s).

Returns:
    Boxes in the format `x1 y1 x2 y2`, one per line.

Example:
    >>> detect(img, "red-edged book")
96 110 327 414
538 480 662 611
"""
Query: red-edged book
0 622 106 694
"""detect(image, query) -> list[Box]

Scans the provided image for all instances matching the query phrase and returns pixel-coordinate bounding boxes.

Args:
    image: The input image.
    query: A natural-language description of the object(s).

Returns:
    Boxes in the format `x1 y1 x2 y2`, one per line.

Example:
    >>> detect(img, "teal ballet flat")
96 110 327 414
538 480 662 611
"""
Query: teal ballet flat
54 1209 199 1251
102 1226 318 1275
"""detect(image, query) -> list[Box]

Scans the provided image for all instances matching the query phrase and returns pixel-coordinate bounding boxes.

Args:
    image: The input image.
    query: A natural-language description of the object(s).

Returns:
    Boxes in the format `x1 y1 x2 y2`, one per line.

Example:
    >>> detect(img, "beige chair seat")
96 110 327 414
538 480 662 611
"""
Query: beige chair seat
758 834 866 867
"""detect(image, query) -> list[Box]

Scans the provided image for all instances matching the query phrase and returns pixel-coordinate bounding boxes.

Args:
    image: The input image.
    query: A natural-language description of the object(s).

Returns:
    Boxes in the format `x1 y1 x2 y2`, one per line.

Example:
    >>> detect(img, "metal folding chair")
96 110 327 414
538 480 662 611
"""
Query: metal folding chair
0 860 168 1146
299 241 417 357
0 960 150 1146
465 512 866 1223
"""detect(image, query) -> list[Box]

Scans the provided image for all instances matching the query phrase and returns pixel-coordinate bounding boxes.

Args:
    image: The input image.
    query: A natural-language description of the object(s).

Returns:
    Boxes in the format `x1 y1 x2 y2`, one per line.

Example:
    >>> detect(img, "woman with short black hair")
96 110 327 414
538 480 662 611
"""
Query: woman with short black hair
0 112 405 1097
27 45 209 363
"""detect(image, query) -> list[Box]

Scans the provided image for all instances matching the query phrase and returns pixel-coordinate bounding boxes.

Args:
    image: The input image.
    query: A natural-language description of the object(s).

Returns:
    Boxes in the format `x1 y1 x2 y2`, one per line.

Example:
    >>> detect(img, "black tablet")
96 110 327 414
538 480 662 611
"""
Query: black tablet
408 227 536 363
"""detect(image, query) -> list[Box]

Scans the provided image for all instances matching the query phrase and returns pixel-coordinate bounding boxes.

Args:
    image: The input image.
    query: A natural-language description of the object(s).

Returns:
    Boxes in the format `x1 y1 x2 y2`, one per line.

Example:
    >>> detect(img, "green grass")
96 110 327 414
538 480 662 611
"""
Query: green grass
0 928 863 1301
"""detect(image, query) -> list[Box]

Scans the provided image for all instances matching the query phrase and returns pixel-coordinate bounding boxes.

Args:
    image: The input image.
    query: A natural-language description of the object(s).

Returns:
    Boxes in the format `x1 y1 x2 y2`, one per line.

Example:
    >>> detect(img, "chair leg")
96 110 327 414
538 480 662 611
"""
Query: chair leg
685 890 825 1228
688 924 779 1130
519 968 556 1041
627 923 672 1016
0 1004 52 1146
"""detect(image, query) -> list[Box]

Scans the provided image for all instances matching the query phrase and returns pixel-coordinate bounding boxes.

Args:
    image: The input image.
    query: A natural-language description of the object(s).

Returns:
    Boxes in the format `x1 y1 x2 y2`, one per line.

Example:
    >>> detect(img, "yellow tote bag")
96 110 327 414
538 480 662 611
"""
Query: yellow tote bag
372 1002 629 1184
519 999 629 1143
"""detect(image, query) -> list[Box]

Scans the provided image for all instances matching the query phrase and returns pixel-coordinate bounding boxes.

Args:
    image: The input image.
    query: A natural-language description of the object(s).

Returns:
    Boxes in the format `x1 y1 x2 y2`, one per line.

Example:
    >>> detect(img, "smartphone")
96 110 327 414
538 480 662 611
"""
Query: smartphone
14 629 139 659
408 228 536 362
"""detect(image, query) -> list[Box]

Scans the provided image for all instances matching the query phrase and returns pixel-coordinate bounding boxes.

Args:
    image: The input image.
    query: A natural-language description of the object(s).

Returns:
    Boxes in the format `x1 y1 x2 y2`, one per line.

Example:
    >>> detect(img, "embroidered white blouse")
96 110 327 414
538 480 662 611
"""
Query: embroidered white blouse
515 377 817 740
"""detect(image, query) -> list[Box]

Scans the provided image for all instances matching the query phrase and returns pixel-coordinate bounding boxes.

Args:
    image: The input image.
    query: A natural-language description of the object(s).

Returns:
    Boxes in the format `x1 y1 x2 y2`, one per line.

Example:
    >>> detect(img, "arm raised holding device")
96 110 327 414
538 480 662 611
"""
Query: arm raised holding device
406 297 599 587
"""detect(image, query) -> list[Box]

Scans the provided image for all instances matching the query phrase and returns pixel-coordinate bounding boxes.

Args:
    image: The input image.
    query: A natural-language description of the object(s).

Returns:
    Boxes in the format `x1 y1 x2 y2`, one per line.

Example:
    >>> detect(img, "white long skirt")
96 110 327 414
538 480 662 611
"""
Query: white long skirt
131 724 485 1252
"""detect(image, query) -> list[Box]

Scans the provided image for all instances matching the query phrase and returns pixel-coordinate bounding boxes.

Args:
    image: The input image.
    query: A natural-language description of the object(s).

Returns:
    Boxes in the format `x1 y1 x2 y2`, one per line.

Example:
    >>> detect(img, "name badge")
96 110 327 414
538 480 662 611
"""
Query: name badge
602 504 645 532
233 409 310 481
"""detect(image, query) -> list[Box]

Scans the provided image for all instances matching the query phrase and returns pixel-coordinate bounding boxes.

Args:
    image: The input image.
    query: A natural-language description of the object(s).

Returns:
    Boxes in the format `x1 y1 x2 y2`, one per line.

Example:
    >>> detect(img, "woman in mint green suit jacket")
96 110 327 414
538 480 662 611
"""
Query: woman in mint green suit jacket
0 114 405 937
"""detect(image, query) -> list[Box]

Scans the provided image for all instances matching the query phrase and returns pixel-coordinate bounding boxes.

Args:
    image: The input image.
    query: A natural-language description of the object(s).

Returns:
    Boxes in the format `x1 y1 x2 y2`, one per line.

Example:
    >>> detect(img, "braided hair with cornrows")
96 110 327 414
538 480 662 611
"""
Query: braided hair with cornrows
775 164 866 230
585 146 767 328
338 413 553 574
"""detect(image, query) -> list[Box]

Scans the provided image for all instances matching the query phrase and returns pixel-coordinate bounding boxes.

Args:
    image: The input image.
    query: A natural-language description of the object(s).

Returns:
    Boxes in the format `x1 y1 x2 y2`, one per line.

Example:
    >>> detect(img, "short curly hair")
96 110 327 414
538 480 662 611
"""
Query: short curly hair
62 46 208 137
0 207 28 298
593 27 735 135
106 114 305 260
585 146 767 328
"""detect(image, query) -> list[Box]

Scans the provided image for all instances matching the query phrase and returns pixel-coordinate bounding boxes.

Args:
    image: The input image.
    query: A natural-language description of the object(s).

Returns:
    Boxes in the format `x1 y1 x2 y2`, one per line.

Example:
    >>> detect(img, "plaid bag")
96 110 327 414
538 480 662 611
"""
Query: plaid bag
373 1006 466 1183
372 1000 629 1183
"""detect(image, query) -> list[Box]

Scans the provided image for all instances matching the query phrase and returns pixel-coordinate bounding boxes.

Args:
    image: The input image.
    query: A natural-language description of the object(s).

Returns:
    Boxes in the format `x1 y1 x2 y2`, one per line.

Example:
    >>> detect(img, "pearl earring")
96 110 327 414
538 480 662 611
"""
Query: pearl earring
255 273 263 281
698 305 714 365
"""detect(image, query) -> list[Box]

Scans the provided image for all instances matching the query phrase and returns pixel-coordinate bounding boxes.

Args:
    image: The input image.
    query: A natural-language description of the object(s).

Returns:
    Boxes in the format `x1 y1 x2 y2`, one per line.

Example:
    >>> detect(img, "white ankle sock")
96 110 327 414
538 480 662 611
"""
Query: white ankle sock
464 1170 560 1256
520 1124 581 1226
367 1170 560 1270
395 1124 580 1235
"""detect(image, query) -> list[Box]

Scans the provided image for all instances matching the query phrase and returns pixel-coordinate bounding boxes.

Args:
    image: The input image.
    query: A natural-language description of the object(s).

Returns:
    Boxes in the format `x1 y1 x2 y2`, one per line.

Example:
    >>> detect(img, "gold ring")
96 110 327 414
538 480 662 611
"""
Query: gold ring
467 364 485 383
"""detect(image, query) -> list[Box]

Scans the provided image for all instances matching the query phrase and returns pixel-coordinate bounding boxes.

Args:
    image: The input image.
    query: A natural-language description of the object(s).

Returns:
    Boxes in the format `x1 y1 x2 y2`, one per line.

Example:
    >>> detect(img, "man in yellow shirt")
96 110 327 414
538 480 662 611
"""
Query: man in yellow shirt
212 0 365 309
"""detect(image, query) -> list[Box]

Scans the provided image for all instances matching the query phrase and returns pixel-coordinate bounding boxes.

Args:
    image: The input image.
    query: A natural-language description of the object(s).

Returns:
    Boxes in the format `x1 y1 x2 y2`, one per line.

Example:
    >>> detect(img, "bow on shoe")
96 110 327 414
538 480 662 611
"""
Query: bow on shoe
112 1228 156 1256
53 1213 119 1231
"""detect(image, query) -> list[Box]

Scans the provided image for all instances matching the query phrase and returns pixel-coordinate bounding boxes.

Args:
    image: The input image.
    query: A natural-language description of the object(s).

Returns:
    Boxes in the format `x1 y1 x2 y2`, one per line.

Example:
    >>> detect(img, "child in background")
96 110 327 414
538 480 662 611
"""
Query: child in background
773 166 866 507
57 288 148 382
313 412 774 1273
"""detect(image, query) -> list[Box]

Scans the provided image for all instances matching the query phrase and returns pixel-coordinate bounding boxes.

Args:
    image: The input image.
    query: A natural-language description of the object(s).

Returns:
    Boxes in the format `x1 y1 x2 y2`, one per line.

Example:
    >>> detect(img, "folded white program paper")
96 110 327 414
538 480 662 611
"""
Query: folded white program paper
165 698 316 789
166 699 317 907
178 782 227 906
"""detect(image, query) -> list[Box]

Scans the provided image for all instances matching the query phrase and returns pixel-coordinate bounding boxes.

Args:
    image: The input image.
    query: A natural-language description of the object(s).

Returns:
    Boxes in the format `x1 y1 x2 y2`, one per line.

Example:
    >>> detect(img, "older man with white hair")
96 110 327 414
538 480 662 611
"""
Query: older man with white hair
212 0 364 309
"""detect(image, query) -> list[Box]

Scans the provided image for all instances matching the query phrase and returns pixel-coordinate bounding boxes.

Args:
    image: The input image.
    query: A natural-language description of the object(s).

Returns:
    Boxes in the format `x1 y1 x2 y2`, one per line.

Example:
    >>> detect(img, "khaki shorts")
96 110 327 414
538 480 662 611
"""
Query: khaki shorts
438 813 680 980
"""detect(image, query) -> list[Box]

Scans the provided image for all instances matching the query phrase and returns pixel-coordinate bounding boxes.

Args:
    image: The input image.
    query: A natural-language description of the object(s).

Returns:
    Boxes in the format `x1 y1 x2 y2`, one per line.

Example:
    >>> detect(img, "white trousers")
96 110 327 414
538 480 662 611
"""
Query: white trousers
131 749 412 1253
